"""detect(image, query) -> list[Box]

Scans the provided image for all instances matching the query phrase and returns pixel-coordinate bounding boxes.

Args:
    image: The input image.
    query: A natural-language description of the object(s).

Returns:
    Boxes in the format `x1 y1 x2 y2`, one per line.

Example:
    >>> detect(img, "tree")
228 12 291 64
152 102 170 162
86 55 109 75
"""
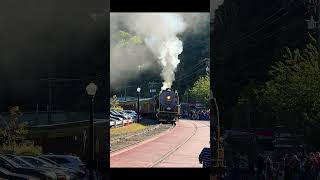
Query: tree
0 106 27 146
112 30 142 48
110 95 123 111
0 106 42 155
184 75 210 107
212 1 306 127
257 40 320 129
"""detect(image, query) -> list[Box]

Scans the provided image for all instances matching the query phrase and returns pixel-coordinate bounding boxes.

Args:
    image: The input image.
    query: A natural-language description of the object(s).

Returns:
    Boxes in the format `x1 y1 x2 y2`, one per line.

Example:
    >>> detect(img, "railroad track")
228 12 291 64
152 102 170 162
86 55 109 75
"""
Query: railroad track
110 123 175 153
149 121 198 167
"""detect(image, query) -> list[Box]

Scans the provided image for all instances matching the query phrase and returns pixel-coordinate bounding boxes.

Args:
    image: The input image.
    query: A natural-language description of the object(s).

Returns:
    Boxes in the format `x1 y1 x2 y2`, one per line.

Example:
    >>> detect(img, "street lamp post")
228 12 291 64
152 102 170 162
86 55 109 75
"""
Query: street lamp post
137 87 141 123
86 82 97 180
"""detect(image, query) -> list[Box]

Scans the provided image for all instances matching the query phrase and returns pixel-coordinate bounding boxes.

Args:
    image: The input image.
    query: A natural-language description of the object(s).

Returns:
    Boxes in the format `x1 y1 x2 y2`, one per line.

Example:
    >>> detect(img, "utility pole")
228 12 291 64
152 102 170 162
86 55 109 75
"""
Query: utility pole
116 85 134 101
148 82 161 98
206 58 210 77
123 85 134 101
124 87 127 101
36 104 39 124
40 78 81 124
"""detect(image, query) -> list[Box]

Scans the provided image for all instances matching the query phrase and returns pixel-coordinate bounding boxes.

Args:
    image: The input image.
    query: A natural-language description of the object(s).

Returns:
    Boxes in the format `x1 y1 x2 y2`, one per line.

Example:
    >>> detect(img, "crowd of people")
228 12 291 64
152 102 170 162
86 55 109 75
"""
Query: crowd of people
181 109 210 120
229 151 320 180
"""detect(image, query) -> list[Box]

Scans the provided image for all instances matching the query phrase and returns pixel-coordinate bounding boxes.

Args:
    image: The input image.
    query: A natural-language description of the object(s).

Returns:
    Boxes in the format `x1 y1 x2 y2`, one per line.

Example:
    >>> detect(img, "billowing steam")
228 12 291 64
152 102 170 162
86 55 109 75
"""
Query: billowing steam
110 13 210 90
140 14 187 90
154 37 183 90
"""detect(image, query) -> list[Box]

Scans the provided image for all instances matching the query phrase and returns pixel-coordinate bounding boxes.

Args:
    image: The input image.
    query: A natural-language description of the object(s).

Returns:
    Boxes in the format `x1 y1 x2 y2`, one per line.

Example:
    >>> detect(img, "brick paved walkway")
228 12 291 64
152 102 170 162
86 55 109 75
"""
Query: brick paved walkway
110 119 210 167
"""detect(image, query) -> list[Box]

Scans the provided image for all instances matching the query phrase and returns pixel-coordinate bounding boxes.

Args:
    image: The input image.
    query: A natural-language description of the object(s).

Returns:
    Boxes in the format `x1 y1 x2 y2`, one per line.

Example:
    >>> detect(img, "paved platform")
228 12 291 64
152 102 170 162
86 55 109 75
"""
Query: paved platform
110 119 210 167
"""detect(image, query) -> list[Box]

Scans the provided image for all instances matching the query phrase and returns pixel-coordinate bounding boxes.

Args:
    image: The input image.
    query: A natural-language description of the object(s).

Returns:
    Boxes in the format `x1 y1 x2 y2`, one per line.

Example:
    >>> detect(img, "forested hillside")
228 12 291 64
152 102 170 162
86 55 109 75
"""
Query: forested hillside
212 0 308 128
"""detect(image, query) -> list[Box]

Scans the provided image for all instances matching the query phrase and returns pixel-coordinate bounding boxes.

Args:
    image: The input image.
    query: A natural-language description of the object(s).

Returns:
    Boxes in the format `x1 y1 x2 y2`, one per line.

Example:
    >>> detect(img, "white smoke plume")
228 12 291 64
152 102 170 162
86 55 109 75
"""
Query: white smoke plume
110 13 209 90
138 13 187 90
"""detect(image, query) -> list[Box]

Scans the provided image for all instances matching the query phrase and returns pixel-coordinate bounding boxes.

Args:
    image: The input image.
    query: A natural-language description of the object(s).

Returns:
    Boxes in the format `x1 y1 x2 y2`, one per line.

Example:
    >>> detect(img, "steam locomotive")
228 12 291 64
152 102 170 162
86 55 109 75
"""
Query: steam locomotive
156 88 180 124
118 88 180 124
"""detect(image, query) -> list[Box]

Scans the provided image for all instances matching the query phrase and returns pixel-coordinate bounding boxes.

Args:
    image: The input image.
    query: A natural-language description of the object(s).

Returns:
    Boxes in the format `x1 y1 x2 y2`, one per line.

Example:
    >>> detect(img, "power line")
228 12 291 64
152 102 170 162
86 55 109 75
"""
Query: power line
184 58 208 70
175 66 206 82
177 58 209 78
216 10 307 89
223 7 285 46
223 0 303 50
177 65 206 80
227 12 288 49
220 3 304 73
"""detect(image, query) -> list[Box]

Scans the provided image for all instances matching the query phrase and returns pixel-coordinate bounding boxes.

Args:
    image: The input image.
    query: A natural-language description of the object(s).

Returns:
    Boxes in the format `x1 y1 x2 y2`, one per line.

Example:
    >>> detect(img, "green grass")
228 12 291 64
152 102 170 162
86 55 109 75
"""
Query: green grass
110 123 147 136
0 144 42 155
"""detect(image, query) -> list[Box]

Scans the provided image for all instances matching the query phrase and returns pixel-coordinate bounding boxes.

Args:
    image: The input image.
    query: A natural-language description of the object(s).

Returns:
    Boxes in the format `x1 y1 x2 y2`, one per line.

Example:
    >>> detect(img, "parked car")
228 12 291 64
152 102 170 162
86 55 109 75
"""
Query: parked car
110 115 123 124
4 155 35 168
110 114 123 121
40 155 85 172
113 111 131 124
122 110 137 118
111 114 130 126
111 111 127 120
4 155 66 180
118 111 131 120
119 111 134 123
5 154 86 180
0 167 39 180
0 155 57 180
37 156 86 178
110 117 123 128
19 156 74 180
110 119 115 127
114 119 123 126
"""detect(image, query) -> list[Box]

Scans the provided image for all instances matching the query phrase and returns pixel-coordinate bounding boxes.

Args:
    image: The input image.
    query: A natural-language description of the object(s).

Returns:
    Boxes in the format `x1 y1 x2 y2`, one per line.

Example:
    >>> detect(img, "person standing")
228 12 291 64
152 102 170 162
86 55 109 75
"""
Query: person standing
184 110 188 119
199 144 212 168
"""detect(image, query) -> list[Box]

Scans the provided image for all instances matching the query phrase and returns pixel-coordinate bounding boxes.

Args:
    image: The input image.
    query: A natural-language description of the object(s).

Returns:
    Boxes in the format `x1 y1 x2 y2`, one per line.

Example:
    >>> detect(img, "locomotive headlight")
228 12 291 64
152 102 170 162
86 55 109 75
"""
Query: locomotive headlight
166 96 171 100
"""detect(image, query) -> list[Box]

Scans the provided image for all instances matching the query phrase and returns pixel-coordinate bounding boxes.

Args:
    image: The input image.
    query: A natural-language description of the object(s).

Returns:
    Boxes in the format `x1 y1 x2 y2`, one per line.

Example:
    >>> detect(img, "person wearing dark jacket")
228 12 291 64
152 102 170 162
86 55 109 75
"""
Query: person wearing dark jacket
199 146 212 168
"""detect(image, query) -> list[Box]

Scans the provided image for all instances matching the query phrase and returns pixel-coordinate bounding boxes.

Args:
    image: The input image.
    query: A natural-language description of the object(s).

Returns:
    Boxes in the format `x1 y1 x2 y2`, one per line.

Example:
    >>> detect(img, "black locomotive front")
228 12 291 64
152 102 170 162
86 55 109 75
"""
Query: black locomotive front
157 88 180 123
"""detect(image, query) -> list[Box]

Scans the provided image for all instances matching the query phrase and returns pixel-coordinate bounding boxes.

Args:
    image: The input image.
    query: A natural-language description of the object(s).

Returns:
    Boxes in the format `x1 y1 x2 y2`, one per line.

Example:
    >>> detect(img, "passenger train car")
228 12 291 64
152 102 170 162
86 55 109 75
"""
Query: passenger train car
118 88 180 123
